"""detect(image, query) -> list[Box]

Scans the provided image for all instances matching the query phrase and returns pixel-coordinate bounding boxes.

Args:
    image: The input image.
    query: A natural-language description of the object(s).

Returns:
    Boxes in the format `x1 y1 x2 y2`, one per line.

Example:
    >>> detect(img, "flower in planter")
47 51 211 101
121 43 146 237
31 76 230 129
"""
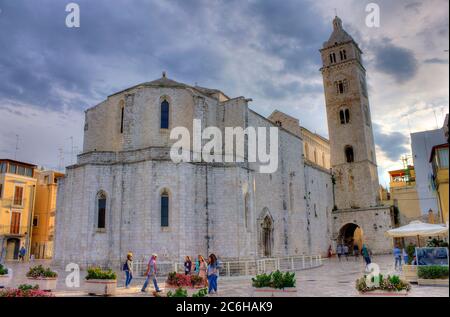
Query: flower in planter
0 284 54 297
26 265 58 278
355 274 410 293
167 287 188 297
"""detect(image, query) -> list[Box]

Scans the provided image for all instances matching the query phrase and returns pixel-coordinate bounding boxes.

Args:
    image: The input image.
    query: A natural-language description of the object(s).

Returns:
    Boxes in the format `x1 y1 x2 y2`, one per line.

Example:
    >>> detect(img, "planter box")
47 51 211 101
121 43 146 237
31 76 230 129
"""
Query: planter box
85 279 117 296
417 278 449 286
252 287 298 297
0 274 11 288
165 285 207 297
402 265 418 283
359 290 409 296
26 277 58 291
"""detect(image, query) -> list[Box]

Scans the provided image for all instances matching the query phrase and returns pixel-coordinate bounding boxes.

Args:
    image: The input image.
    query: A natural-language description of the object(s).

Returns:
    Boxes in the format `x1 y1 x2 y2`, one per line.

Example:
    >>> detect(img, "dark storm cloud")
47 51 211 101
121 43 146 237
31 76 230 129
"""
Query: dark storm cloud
0 0 331 112
370 39 419 83
373 123 409 161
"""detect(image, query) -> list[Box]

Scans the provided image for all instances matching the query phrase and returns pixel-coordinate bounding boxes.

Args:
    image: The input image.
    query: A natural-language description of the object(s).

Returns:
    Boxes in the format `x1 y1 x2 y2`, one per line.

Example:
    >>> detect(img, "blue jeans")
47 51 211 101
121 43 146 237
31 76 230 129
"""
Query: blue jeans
403 256 409 264
364 256 371 265
208 274 217 294
142 274 160 292
125 270 133 287
395 256 402 270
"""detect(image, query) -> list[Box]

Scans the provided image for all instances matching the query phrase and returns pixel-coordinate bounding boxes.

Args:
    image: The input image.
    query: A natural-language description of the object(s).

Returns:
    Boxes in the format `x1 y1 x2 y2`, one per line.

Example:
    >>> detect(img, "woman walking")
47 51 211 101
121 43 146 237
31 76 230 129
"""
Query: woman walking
123 252 133 288
198 255 207 279
184 256 192 275
207 254 218 295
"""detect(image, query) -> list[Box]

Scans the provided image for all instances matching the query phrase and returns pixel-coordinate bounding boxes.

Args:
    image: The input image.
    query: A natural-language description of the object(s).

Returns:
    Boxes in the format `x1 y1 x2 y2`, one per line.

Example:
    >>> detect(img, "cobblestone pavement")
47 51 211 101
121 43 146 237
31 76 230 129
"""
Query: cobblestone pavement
1 255 448 297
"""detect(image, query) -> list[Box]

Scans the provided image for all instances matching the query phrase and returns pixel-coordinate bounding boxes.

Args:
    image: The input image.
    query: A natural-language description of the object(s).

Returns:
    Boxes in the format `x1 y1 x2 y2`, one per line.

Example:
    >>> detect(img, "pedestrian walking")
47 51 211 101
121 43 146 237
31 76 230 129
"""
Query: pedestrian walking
207 254 218 295
393 245 402 271
343 244 349 261
123 252 133 288
361 244 371 271
141 253 161 293
353 244 359 261
336 244 343 261
184 256 192 275
198 255 207 281
18 245 26 262
402 247 409 265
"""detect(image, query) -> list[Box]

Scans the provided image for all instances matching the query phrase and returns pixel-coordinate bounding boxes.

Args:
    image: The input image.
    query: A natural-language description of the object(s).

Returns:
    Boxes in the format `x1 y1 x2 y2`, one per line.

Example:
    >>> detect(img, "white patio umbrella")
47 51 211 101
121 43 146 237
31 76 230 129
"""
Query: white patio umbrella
385 220 449 246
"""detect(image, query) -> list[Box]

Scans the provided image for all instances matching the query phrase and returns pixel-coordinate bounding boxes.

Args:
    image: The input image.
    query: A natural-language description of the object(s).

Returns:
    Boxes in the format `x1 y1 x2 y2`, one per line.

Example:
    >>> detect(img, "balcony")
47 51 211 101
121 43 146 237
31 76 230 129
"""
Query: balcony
0 225 29 237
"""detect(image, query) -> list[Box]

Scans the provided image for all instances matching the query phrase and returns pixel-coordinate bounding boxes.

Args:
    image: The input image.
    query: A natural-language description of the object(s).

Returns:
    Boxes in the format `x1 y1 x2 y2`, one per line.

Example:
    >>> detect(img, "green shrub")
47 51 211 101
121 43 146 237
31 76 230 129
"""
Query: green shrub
0 264 8 275
26 265 58 278
167 287 188 297
85 267 117 280
18 284 39 291
417 266 449 279
192 288 208 297
406 244 416 265
252 270 296 289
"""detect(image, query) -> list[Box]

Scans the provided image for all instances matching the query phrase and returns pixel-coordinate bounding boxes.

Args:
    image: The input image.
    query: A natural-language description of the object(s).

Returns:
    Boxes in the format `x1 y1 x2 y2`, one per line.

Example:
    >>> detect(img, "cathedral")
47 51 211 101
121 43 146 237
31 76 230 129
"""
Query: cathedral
54 17 393 267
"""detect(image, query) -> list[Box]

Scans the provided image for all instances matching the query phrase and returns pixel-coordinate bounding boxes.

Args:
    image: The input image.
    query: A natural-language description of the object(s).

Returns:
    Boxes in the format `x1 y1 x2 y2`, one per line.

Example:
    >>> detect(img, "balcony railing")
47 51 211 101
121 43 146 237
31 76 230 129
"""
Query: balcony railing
0 225 29 236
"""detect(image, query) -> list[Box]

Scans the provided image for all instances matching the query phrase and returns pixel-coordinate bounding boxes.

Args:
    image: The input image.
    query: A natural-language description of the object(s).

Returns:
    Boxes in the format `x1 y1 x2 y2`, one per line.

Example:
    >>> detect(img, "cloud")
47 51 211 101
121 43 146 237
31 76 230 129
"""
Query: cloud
370 39 419 83
424 58 449 64
373 123 410 162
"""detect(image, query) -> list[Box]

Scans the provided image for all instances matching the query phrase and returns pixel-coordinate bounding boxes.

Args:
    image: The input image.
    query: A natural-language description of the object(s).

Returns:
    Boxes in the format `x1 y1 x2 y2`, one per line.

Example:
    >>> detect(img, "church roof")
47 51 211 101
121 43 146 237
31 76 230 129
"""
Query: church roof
109 72 229 100
322 16 357 49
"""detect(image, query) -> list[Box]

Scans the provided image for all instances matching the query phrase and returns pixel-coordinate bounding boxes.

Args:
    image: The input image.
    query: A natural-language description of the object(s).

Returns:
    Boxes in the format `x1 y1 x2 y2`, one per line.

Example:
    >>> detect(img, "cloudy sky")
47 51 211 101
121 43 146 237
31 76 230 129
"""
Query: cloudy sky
0 0 448 186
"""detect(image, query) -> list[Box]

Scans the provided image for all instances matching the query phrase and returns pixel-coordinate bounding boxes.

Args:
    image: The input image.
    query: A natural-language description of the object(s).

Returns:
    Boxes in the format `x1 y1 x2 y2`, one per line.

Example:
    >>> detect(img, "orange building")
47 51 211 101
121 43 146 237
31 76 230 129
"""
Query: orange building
31 170 64 259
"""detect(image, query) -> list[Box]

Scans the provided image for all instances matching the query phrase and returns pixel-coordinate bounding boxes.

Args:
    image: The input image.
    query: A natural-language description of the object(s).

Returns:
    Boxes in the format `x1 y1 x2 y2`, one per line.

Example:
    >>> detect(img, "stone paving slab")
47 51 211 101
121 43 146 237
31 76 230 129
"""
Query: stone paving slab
1 255 448 297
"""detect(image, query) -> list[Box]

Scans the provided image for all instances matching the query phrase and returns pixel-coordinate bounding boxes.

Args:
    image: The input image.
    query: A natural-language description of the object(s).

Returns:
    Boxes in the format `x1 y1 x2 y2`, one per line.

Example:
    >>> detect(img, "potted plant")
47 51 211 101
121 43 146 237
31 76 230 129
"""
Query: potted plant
356 274 411 296
0 284 54 297
417 265 449 286
251 270 297 297
402 244 418 282
26 265 58 291
85 267 117 296
0 263 10 288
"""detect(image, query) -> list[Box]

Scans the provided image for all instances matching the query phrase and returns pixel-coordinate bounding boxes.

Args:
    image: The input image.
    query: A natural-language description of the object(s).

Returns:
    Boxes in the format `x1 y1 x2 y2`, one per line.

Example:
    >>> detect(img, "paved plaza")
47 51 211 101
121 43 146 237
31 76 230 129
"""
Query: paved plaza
2 255 448 297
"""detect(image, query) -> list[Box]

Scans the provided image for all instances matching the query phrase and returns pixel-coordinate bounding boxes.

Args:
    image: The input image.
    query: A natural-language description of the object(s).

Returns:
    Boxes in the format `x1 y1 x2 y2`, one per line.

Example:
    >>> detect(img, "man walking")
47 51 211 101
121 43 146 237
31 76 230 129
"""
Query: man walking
141 253 161 293
336 244 343 262
361 244 371 271
353 244 359 261
393 245 402 271
343 244 349 261
18 245 26 262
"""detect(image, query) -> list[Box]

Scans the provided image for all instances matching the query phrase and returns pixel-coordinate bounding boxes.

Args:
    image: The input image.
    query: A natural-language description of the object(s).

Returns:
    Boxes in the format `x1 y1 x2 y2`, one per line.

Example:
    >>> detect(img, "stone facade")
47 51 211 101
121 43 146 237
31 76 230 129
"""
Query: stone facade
54 17 394 267
320 16 393 252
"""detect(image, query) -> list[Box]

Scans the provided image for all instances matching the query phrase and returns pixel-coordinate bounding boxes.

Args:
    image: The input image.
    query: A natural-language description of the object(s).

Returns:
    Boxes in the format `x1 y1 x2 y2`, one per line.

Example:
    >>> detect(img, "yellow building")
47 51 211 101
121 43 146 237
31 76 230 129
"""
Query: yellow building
31 170 64 259
0 159 37 261
388 166 422 226
430 144 449 225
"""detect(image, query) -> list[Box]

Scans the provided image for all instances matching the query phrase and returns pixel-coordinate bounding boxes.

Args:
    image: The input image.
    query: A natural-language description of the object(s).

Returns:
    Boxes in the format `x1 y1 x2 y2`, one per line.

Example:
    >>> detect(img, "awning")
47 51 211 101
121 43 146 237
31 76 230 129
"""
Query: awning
385 220 448 238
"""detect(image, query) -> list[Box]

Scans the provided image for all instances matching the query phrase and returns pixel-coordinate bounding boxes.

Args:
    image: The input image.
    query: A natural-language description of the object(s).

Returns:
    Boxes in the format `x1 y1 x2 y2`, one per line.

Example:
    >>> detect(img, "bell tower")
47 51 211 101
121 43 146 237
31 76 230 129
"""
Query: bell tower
320 16 380 210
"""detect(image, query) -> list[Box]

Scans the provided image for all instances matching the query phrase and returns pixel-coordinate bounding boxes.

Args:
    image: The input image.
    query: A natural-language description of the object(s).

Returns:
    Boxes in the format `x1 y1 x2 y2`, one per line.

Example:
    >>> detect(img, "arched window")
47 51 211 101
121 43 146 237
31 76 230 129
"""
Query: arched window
335 79 348 94
345 146 354 163
339 108 350 124
97 191 107 229
314 150 318 163
161 190 169 227
275 120 282 127
119 100 125 134
160 100 169 129
329 52 337 64
340 49 347 61
304 143 309 160
322 152 326 167
244 193 250 229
